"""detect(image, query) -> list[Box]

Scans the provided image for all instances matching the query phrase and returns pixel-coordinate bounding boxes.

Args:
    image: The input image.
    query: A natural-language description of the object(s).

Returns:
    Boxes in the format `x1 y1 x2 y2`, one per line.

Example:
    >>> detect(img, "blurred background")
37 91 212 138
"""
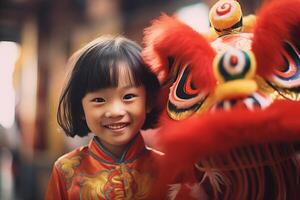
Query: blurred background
0 0 262 199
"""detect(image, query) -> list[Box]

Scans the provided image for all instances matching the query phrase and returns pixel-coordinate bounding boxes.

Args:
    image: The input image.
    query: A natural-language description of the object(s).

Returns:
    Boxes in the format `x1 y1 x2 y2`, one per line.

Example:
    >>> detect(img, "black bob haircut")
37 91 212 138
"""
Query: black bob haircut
57 36 160 137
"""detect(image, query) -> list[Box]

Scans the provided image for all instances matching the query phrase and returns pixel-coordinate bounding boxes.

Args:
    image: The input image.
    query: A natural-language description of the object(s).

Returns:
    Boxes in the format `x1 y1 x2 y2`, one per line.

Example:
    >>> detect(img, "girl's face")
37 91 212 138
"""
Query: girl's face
81 67 147 157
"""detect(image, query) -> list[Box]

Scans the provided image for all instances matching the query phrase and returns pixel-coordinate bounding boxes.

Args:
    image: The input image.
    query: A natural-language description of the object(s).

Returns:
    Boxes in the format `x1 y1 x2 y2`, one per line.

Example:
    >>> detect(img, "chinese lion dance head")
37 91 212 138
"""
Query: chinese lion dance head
142 0 300 199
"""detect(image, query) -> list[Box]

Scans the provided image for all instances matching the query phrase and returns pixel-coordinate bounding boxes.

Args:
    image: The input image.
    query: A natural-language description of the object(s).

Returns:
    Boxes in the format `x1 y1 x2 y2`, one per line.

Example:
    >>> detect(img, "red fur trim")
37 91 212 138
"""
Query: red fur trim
153 100 300 180
142 14 216 91
252 0 300 77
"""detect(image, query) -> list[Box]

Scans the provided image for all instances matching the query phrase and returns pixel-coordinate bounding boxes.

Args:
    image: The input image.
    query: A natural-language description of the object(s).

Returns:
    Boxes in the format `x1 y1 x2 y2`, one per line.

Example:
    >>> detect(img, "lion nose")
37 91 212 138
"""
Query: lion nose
213 48 258 100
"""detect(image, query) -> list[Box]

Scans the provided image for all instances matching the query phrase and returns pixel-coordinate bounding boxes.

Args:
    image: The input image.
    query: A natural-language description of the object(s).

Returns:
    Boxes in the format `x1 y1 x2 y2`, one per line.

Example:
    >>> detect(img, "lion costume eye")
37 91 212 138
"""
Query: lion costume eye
267 41 300 101
270 42 300 89
167 65 208 120
216 48 254 82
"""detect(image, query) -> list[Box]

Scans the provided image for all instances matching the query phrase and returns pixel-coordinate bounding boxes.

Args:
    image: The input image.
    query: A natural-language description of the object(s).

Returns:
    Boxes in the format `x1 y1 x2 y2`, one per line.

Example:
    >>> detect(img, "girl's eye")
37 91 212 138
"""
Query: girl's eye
92 97 105 103
123 93 137 100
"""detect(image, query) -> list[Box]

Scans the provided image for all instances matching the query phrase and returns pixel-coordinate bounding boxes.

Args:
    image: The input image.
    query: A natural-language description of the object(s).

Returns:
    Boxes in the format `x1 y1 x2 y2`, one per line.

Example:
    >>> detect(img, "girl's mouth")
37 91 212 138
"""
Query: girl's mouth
103 122 130 130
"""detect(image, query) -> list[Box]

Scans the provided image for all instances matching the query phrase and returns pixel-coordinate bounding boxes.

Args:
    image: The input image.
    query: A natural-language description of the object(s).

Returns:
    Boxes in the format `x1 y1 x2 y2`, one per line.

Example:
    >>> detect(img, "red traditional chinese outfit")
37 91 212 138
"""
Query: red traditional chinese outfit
45 134 167 200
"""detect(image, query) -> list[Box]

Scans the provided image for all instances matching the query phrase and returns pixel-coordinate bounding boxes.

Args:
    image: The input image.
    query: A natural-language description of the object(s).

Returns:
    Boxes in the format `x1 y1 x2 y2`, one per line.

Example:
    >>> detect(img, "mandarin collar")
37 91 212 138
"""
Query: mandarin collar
88 133 147 164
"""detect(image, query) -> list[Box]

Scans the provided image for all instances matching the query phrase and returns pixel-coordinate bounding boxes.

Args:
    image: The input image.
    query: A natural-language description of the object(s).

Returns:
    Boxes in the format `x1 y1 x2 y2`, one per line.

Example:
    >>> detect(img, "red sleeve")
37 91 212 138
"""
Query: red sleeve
44 164 68 200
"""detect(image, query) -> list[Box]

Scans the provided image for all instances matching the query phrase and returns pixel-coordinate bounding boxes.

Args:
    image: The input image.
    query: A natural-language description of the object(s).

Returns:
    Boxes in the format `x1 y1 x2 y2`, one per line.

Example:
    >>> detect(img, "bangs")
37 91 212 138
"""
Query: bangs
81 42 145 93
86 61 141 92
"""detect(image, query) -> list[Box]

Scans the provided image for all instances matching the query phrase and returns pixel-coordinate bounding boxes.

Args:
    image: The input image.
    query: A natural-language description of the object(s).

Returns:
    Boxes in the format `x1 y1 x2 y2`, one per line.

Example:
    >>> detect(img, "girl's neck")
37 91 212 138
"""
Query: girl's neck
100 140 126 159
95 133 139 160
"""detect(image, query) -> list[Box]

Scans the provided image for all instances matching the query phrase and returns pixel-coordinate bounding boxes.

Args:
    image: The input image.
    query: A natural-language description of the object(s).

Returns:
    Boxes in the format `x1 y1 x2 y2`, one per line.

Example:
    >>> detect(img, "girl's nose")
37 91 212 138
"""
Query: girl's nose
104 102 126 118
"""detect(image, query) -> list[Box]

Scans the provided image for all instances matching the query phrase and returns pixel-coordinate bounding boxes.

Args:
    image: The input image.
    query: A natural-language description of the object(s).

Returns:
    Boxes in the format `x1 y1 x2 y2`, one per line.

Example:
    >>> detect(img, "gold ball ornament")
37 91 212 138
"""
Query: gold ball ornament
209 0 243 35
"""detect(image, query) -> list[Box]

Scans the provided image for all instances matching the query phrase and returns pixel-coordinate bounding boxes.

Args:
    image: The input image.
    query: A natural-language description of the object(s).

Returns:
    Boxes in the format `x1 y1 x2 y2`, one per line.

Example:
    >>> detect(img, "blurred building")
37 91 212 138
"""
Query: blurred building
0 0 262 199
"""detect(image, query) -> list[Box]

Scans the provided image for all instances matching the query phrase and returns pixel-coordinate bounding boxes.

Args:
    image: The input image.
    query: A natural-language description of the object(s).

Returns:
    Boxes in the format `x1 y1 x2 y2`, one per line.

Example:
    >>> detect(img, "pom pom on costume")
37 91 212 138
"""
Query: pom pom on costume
209 0 243 35
143 0 300 199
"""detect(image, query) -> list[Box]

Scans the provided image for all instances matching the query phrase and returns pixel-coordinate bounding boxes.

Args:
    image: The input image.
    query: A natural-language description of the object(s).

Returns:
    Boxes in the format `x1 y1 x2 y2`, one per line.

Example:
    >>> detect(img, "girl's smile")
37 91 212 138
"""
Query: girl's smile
104 123 129 131
102 122 130 132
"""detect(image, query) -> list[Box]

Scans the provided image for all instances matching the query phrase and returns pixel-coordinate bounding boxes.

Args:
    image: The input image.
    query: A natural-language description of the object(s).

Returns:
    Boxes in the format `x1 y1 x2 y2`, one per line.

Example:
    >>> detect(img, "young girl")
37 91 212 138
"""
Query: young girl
45 36 166 199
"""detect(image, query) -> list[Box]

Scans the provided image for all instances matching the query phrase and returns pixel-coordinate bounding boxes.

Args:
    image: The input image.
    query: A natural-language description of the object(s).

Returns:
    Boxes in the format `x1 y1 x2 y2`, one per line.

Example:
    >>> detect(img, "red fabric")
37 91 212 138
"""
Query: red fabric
252 0 300 77
153 100 300 182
